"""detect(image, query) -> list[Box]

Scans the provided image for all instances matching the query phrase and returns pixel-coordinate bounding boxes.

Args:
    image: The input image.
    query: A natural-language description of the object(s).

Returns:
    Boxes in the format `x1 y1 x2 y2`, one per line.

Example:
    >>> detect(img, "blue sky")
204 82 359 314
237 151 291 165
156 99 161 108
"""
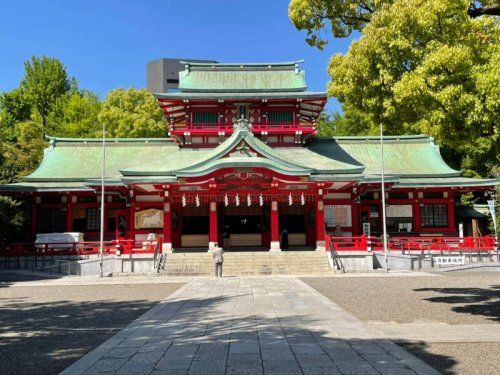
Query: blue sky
0 0 355 112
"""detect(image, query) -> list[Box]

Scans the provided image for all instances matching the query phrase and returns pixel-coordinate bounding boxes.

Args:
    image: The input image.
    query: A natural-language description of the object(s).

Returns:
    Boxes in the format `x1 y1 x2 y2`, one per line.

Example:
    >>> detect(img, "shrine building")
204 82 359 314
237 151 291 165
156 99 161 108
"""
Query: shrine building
1 61 498 253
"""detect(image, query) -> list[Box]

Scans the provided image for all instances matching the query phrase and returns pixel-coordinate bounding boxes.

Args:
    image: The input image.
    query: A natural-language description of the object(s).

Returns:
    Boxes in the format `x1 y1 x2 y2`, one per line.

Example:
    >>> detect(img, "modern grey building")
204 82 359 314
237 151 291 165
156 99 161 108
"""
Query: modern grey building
146 58 217 93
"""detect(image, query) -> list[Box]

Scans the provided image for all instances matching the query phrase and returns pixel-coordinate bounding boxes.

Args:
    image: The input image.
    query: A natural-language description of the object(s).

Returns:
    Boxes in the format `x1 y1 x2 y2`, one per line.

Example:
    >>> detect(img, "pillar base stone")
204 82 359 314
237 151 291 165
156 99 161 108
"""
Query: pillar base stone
269 241 281 252
316 240 326 252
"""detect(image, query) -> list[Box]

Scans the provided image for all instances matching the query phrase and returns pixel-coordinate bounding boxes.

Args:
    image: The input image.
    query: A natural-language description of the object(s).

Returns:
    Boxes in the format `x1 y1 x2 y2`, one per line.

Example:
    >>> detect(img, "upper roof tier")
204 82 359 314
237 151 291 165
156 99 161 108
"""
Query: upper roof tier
177 61 307 93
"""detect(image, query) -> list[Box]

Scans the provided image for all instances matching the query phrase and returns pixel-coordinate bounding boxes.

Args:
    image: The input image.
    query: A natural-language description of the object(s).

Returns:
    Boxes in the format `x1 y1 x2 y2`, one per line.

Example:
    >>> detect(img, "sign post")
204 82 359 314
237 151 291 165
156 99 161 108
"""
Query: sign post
99 124 106 278
380 123 389 273
487 200 497 253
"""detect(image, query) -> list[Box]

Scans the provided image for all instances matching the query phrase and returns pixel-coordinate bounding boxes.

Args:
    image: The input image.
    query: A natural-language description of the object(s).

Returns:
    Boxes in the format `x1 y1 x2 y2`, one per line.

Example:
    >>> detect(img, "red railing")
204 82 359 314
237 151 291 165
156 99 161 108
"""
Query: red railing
0 238 163 257
329 235 497 253
172 122 311 134
182 123 234 132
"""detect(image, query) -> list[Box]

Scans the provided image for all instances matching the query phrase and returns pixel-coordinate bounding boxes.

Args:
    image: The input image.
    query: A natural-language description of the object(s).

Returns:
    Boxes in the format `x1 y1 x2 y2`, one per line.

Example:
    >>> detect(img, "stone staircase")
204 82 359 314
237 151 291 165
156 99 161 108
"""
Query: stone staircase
159 251 333 276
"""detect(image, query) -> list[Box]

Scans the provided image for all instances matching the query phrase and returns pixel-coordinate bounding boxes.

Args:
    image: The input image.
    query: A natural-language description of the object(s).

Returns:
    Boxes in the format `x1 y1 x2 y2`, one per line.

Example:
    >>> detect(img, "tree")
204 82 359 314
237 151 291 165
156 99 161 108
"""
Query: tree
468 2 500 18
317 104 372 137
293 0 499 177
289 0 392 48
20 56 71 127
0 88 32 141
0 196 27 242
98 88 166 138
0 121 46 183
289 0 496 49
47 90 102 137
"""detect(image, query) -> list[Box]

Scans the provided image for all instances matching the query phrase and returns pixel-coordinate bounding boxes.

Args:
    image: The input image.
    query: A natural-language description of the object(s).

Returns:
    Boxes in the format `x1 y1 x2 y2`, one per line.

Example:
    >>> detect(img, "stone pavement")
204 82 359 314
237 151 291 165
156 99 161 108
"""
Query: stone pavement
62 278 439 375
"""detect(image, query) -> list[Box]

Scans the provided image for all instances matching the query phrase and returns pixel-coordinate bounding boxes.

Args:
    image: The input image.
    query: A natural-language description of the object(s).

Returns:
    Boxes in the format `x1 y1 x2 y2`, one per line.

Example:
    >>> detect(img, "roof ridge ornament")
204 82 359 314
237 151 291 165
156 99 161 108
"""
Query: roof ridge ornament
233 118 252 131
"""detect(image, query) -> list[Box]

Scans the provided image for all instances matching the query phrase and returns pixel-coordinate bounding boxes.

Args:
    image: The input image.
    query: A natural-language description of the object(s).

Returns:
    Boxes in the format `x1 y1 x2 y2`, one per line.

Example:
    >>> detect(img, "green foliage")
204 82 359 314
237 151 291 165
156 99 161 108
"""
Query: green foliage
47 90 102 137
289 0 393 48
325 0 499 177
0 121 46 184
21 56 71 127
289 0 495 48
0 196 27 242
0 88 32 141
98 88 166 138
317 104 373 137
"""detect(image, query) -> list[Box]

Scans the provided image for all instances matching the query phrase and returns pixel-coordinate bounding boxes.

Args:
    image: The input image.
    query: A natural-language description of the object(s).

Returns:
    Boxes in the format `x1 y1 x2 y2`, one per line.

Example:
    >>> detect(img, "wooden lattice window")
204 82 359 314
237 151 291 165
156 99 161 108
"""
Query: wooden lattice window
86 208 100 231
192 112 218 124
421 204 448 227
267 111 293 124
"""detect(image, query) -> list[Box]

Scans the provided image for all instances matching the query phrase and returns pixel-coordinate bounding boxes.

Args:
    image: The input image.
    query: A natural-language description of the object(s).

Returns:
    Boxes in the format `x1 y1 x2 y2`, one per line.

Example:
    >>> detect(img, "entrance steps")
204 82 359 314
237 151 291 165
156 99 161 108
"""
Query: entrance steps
160 251 333 276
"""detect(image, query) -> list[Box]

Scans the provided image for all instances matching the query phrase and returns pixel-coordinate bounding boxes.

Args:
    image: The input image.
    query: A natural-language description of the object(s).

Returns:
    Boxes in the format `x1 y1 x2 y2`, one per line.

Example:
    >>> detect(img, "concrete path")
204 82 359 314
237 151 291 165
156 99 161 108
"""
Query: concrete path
62 277 439 375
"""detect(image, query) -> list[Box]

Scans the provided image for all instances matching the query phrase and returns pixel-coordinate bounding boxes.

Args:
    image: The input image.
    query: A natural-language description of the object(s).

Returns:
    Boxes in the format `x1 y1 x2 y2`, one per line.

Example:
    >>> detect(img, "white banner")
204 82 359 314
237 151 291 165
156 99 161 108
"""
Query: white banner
487 200 496 227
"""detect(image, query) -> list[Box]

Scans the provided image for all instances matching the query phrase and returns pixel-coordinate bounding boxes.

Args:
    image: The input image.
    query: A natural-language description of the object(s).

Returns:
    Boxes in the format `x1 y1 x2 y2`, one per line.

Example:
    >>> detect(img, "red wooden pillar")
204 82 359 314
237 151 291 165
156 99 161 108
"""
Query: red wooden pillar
316 199 326 251
128 191 136 239
209 201 218 251
270 200 280 251
351 199 360 235
447 195 456 233
163 195 172 252
413 196 421 233
65 194 73 232
31 196 38 237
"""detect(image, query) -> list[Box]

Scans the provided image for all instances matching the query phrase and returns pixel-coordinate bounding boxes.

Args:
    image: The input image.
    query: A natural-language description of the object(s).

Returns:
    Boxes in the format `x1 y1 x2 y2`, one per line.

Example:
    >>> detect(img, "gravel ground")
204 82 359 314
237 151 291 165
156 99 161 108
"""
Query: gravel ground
303 272 499 324
0 275 183 375
397 342 500 375
302 271 500 374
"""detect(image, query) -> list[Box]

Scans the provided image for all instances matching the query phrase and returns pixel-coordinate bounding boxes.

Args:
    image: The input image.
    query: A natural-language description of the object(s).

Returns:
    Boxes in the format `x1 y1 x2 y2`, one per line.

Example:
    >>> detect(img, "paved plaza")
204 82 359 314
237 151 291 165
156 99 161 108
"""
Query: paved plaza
63 277 439 375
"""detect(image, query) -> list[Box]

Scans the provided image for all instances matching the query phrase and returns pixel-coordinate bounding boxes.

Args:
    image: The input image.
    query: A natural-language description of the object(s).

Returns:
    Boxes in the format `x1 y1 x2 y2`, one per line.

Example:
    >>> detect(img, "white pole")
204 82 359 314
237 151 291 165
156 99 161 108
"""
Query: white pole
99 123 106 278
380 123 389 273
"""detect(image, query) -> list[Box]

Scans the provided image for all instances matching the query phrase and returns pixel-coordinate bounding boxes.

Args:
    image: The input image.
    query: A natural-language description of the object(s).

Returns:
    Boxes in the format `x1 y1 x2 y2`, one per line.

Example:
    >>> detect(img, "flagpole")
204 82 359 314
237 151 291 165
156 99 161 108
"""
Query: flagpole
99 123 106 278
380 123 389 273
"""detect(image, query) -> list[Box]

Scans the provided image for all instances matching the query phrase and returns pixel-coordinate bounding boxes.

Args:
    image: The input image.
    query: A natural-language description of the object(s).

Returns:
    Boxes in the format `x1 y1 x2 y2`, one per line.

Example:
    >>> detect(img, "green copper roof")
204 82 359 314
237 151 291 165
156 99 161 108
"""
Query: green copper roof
121 120 361 177
24 138 179 182
0 181 92 192
395 177 500 188
177 61 307 93
1 126 498 193
155 91 326 100
310 136 460 178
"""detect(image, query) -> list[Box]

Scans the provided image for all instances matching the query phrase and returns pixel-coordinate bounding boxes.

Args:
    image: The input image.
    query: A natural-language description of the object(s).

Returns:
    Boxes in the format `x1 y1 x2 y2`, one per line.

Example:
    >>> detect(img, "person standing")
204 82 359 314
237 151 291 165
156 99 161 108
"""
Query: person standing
212 246 224 278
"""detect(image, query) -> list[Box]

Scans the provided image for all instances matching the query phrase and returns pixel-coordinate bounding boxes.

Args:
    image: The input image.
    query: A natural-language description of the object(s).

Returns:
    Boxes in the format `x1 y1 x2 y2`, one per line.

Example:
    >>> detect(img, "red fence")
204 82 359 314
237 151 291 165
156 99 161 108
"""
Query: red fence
0 238 163 257
328 235 497 253
176 122 307 134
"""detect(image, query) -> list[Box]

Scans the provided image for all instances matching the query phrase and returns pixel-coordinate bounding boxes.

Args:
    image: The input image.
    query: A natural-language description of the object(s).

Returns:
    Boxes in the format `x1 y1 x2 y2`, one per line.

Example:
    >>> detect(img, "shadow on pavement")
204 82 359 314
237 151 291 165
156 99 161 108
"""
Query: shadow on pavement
0 271 63 287
59 294 455 375
414 285 500 322
0 285 179 375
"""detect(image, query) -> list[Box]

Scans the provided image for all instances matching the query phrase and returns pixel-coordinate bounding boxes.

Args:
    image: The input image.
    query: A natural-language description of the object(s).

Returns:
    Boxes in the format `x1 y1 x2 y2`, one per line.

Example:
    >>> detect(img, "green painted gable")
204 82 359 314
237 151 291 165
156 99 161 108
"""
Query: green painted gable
178 61 307 93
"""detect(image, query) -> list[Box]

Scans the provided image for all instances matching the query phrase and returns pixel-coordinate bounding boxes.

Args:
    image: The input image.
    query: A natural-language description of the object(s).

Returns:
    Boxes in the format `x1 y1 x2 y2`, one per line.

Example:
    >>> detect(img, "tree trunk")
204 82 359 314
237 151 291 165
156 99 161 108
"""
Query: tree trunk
469 4 500 18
